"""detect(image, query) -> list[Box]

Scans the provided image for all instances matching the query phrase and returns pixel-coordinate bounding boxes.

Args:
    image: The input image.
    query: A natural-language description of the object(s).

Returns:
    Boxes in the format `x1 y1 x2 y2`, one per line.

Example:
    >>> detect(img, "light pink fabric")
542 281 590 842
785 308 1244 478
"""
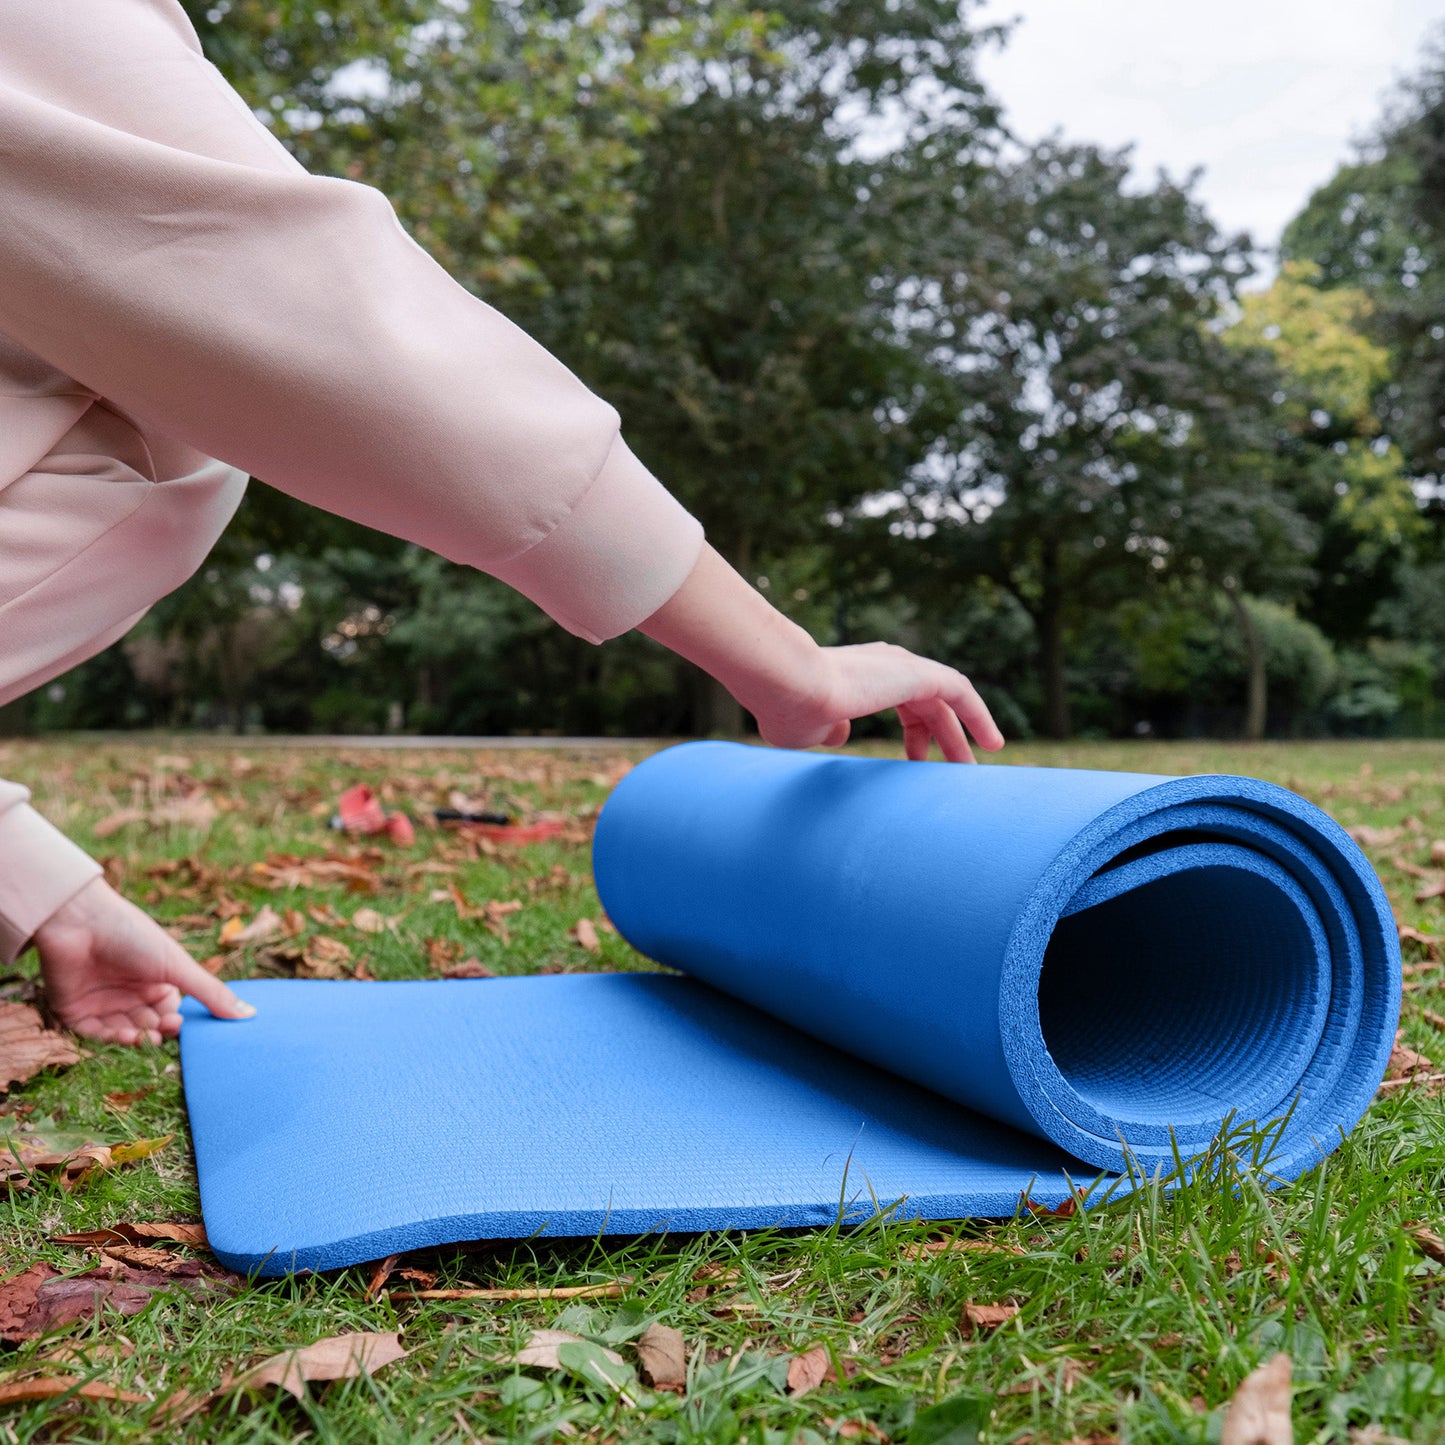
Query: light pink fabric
0 0 705 959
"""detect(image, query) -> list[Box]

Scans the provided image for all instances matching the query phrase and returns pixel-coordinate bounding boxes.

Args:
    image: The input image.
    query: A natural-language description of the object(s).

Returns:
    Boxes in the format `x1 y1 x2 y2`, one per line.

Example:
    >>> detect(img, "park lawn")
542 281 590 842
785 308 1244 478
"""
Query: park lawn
0 736 1443 1444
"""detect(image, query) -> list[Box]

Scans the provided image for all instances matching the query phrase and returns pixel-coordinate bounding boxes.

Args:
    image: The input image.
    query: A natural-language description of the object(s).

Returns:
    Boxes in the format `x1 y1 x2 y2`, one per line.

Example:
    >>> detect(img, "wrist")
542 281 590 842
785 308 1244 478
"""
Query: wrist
639 544 824 712
33 875 109 945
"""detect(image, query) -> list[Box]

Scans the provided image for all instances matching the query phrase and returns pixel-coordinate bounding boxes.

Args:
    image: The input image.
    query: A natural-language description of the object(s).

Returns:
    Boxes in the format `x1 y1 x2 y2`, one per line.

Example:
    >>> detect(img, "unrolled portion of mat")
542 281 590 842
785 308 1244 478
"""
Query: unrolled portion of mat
181 743 1400 1275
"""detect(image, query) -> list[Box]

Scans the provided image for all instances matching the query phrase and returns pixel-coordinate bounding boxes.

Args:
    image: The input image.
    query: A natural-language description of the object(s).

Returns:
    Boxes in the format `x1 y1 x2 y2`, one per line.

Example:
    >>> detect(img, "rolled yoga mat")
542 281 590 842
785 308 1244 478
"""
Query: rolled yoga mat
180 742 1401 1275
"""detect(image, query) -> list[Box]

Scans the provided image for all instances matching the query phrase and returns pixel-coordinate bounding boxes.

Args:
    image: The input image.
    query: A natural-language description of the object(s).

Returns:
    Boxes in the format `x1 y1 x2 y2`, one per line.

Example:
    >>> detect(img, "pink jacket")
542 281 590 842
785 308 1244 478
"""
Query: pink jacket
0 0 704 961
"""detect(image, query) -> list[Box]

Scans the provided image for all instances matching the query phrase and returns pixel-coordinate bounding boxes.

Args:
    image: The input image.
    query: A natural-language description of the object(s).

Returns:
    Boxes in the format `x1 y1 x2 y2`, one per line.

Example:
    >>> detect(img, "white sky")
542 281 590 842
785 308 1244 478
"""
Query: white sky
974 0 1445 259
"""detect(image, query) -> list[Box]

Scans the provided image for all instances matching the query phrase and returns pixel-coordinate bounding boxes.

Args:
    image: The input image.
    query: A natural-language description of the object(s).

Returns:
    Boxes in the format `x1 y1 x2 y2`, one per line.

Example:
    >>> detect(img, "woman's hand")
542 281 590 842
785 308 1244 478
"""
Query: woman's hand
33 877 255 1045
640 544 1004 760
742 641 1003 760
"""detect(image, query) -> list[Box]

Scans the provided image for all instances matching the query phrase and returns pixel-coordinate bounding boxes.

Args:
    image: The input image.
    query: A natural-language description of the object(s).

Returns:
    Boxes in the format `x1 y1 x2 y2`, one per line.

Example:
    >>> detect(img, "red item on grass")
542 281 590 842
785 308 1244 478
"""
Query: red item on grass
463 819 567 845
336 785 415 845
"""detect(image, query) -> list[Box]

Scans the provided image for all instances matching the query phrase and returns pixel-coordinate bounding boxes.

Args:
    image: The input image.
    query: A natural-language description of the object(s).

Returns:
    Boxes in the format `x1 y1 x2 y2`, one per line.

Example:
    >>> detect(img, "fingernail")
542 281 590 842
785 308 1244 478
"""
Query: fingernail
235 1002 257 1018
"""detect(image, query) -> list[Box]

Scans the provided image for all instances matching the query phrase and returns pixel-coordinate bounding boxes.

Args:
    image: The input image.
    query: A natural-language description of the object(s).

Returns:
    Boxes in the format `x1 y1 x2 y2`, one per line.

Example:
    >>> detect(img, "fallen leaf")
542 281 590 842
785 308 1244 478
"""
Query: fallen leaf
1432 841 1445 867
51 1222 207 1250
0 1376 148 1406
1408 1224 1445 1264
102 1088 151 1111
0 1001 82 1090
1401 925 1443 959
301 935 353 979
962 1301 1021 1333
351 908 390 934
787 1345 830 1396
571 918 601 953
1220 1352 1292 1445
441 958 496 979
1417 878 1445 904
220 905 284 950
365 1254 401 1299
826 1421 890 1442
1025 1194 1078 1218
97 1245 205 1274
636 1323 687 1392
92 808 147 839
425 937 461 972
152 794 218 831
109 1134 172 1166
513 1330 636 1399
234 1330 410 1400
0 1260 225 1342
1348 825 1401 848
308 903 349 928
900 1238 1025 1260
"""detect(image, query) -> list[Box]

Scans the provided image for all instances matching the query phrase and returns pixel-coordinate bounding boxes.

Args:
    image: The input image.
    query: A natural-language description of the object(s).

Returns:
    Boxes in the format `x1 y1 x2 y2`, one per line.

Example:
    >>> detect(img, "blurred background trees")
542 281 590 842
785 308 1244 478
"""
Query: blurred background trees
16 1 1445 741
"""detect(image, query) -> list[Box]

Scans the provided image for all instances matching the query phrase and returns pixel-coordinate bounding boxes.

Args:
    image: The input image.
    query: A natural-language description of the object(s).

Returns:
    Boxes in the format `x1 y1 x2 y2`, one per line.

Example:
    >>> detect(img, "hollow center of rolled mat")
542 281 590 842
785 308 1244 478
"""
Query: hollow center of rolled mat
1036 862 1327 1134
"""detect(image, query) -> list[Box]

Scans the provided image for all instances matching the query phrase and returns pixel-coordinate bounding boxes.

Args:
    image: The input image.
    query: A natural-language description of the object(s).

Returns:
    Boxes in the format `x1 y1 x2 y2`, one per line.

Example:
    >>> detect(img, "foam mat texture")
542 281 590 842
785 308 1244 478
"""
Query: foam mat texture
181 743 1400 1275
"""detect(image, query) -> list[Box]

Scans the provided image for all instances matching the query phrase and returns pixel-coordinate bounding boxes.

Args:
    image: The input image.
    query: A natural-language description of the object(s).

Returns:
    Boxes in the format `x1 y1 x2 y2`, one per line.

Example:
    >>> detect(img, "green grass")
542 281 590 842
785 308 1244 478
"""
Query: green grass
1 737 1444 1444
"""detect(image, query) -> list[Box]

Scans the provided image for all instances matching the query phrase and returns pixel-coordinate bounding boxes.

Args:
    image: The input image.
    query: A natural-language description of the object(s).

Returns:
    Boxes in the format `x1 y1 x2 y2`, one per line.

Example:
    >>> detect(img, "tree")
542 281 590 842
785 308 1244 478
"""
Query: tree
894 140 1269 738
510 0 1007 732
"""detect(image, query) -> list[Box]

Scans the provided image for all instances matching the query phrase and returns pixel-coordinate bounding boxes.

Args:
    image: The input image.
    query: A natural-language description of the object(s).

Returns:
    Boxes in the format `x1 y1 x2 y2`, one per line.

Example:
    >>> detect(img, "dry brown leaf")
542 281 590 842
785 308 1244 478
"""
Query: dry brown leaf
425 937 462 972
153 794 218 831
0 1260 227 1342
307 903 349 928
0 1376 148 1406
52 1222 208 1250
102 1088 151 1112
962 1301 1021 1333
440 958 496 979
786 1345 830 1396
365 1254 401 1299
1408 1224 1445 1264
900 1238 1025 1260
235 1330 410 1400
826 1420 889 1442
93 808 147 839
351 907 390 934
571 918 601 953
301 935 354 979
635 1323 687 1392
1025 1194 1079 1218
1220 1352 1293 1445
2 1140 113 1192
0 1001 82 1090
1432 841 1445 867
220 905 284 950
1387 1032 1435 1078
98 1245 201 1273
1347 824 1401 849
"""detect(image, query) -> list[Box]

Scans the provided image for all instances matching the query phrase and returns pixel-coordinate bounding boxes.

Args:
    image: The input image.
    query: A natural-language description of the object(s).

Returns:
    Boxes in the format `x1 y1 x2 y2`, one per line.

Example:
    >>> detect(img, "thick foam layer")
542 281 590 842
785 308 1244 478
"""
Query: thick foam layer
180 743 1400 1275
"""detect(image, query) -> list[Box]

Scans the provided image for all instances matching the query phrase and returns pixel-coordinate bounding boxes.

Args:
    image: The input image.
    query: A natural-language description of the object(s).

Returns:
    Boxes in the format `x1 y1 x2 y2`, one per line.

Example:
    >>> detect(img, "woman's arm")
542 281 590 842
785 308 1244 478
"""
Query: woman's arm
641 545 1004 761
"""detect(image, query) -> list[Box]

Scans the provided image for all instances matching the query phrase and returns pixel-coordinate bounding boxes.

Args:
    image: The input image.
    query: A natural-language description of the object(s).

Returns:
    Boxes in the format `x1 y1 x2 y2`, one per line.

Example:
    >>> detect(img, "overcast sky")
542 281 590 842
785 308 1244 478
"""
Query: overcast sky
973 0 1445 260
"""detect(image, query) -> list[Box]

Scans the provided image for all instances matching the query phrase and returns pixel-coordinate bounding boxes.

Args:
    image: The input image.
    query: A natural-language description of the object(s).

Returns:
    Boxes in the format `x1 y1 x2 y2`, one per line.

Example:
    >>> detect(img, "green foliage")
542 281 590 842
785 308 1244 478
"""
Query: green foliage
29 2 1445 742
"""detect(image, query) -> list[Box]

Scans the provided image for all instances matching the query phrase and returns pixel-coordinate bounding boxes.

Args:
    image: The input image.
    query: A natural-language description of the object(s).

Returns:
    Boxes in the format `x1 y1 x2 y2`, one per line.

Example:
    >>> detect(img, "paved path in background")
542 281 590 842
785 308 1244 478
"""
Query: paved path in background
63 733 666 750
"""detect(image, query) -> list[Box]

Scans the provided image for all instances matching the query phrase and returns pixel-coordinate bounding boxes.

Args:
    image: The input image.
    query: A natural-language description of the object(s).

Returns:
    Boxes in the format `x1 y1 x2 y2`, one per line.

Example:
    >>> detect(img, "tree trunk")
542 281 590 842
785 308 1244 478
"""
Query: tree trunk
1036 542 1071 740
1225 585 1267 742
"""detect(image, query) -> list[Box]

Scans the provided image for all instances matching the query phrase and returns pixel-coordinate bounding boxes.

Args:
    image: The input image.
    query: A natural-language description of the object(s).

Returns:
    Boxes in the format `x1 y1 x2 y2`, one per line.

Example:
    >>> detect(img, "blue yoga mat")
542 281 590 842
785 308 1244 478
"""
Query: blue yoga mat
180 743 1400 1275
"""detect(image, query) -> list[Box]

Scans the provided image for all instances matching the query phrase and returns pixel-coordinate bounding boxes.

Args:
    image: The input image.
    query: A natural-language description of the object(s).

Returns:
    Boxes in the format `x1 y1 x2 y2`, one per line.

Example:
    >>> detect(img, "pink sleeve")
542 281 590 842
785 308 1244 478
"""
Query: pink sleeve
0 0 703 643
0 780 103 965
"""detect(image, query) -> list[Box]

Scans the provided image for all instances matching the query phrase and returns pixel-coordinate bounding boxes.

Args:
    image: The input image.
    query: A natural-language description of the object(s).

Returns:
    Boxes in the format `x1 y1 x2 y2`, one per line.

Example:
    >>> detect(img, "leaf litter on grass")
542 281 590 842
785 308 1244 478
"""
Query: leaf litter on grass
6 738 1445 1441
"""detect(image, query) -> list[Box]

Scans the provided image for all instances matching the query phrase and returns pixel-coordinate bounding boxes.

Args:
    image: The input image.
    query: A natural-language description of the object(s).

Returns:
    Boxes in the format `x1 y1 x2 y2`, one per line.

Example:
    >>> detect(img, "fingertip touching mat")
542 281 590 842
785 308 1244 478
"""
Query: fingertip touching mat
180 742 1401 1275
